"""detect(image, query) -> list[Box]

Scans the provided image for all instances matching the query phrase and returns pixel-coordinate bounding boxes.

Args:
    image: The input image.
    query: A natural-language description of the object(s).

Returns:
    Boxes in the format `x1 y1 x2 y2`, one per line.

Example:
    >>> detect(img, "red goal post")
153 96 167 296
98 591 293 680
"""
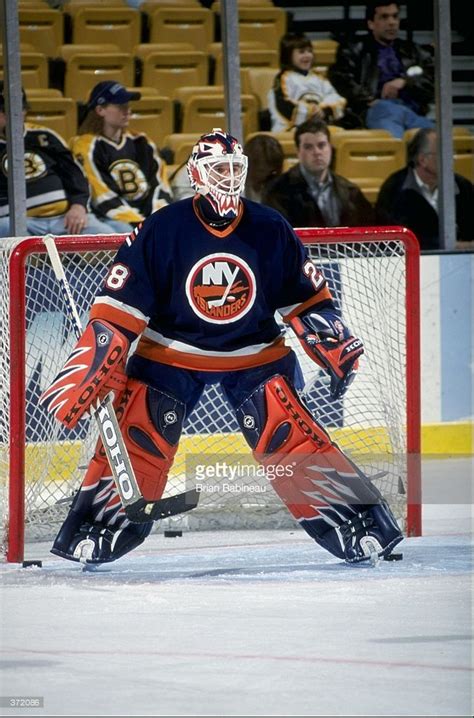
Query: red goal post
1 227 421 563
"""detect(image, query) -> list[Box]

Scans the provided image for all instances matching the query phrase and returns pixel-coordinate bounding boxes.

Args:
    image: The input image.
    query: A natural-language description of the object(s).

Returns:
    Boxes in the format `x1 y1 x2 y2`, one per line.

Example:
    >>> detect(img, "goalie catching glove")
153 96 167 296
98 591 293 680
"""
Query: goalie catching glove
290 306 364 400
40 319 129 429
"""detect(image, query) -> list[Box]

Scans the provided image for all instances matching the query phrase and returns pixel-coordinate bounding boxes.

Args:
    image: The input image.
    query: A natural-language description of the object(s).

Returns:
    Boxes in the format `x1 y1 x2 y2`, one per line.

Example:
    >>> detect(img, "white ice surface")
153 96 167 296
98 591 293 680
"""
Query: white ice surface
1 460 473 717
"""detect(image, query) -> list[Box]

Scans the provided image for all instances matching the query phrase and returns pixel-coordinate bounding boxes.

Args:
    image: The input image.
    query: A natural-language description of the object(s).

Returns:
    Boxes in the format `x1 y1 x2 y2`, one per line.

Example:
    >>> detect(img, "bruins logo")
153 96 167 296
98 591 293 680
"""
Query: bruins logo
185 253 256 324
2 152 47 179
109 160 148 200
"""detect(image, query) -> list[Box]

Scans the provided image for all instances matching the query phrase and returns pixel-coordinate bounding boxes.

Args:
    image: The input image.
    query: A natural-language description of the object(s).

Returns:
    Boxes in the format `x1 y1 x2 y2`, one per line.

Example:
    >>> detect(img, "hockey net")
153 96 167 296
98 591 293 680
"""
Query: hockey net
0 229 420 562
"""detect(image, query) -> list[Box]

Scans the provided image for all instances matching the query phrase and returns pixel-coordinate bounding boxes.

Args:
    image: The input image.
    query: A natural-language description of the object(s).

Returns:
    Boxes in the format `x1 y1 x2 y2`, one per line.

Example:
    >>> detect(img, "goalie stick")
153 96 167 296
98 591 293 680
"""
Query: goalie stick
42 234 199 523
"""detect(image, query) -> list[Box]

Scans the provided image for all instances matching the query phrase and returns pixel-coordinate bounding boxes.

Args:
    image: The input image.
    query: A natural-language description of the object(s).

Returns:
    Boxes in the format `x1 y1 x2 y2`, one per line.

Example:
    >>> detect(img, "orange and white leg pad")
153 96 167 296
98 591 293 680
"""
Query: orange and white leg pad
235 375 402 562
51 378 186 564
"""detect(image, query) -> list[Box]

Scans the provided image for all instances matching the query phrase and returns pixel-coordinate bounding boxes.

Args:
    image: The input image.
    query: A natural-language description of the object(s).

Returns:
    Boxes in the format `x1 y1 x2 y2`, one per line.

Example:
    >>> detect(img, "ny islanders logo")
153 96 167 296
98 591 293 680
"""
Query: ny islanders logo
185 253 256 324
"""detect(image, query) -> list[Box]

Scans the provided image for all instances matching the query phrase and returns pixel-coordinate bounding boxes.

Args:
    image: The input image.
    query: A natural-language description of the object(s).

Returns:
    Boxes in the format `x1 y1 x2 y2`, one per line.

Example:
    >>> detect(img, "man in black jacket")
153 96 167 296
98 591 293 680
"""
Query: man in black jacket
262 118 375 228
375 128 474 250
328 2 435 138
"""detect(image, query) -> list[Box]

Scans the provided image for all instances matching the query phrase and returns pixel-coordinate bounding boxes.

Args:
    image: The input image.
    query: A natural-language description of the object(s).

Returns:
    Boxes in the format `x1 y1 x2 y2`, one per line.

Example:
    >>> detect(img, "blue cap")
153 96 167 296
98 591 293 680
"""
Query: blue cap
87 81 140 109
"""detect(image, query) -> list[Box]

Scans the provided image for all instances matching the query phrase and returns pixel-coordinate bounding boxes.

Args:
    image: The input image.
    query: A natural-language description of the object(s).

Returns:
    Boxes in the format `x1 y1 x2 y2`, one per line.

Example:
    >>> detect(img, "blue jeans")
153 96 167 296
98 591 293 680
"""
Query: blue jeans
0 213 114 238
366 99 434 139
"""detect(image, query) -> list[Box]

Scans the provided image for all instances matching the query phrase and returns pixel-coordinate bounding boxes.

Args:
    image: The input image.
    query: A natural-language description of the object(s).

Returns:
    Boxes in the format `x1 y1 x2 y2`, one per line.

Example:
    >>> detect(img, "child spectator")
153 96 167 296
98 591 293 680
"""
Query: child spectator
268 32 347 132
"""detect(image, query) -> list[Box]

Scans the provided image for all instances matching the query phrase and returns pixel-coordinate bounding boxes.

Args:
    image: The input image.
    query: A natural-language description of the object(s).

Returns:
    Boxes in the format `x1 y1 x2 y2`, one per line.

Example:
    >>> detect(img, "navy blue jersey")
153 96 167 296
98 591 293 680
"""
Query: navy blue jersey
90 197 332 371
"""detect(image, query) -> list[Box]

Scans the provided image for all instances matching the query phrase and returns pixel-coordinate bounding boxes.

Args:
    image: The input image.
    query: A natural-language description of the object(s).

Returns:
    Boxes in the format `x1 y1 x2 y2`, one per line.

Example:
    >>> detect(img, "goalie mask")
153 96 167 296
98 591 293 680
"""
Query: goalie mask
187 128 248 218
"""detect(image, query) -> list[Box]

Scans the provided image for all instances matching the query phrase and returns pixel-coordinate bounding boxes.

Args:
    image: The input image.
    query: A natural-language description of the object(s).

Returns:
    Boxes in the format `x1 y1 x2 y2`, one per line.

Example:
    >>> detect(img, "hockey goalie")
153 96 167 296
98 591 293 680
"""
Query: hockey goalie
41 127 403 566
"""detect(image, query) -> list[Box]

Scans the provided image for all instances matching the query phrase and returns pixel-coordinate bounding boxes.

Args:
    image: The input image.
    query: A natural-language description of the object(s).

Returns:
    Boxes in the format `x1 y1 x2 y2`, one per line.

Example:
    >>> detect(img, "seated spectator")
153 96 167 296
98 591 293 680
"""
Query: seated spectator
243 134 284 202
262 118 375 227
0 83 112 238
72 81 173 233
268 32 348 132
328 2 435 139
169 162 194 202
375 127 474 250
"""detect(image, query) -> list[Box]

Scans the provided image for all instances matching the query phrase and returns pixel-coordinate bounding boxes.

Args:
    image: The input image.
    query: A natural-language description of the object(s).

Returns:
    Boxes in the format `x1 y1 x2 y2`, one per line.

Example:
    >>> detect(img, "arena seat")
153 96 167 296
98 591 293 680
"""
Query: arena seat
139 50 209 98
334 137 405 183
19 8 64 58
26 97 77 142
70 7 141 55
147 8 214 50
63 52 135 101
128 96 173 148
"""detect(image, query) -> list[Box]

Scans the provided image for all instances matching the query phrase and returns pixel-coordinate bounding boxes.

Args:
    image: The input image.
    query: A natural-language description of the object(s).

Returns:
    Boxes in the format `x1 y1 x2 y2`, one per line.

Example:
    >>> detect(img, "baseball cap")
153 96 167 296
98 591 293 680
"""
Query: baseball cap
0 82 29 112
87 81 141 110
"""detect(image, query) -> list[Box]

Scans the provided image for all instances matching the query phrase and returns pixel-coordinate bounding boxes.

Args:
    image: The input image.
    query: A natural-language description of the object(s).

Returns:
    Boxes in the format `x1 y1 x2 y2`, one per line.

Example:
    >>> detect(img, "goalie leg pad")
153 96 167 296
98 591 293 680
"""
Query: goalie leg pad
235 375 402 562
51 379 185 564
112 378 185 501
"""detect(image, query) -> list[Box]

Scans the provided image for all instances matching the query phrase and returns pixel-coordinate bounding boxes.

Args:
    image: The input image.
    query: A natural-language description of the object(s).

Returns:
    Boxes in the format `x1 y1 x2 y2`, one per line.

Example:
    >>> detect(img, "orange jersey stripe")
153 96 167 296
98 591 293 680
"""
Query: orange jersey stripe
90 303 148 336
281 286 333 322
135 336 290 371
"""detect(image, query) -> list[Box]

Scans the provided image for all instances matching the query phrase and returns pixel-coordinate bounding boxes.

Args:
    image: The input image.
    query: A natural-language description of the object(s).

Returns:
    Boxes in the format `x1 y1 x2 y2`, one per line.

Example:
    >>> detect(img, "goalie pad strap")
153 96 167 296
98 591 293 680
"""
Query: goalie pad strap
40 319 129 429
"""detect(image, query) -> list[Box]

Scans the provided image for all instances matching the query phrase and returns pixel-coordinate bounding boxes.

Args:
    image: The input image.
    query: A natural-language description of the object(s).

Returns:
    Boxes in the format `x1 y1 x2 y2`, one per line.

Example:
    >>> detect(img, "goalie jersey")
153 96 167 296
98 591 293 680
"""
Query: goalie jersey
90 197 333 373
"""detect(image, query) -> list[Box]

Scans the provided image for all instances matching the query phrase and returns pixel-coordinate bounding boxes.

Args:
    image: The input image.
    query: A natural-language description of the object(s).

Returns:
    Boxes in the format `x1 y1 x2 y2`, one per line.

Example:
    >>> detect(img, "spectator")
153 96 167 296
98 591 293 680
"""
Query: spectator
328 2 435 138
0 83 112 238
262 118 375 227
243 134 284 202
375 127 474 250
268 32 348 132
168 161 194 202
72 81 173 233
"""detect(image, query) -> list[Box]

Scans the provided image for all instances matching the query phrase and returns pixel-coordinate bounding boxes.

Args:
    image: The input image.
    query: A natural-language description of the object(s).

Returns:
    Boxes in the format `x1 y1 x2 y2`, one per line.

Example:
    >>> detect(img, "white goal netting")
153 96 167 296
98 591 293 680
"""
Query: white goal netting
0 230 420 561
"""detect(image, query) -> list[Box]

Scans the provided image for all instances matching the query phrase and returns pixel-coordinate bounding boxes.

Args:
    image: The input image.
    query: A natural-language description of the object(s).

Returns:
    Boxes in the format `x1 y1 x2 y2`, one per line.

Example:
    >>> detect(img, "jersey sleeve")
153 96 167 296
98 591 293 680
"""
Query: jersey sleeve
89 218 159 339
275 221 334 321
146 139 174 212
37 127 90 208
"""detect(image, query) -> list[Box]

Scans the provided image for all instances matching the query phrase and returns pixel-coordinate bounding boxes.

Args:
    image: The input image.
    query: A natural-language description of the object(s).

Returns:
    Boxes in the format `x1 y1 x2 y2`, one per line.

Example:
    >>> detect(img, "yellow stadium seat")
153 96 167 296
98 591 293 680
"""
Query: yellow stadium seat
26 97 77 141
147 8 214 50
181 93 258 136
244 130 297 160
0 52 48 89
18 8 64 58
311 38 339 75
64 0 127 12
140 51 209 98
334 137 405 182
128 96 173 148
134 42 194 60
71 7 141 55
26 88 63 97
214 49 278 85
330 129 393 148
127 85 159 97
162 132 201 164
245 66 278 111
403 126 473 144
59 43 120 61
63 53 135 102
236 8 287 52
141 0 202 10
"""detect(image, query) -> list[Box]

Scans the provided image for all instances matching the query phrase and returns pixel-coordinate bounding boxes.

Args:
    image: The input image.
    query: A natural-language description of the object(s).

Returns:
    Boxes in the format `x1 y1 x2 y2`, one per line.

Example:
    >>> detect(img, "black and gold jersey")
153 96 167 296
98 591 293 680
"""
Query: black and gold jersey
72 130 173 224
0 122 90 218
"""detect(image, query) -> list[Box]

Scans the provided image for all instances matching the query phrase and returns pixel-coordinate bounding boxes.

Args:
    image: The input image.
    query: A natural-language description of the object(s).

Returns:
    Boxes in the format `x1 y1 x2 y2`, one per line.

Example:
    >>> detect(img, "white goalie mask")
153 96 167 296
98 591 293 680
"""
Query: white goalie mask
187 128 248 218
